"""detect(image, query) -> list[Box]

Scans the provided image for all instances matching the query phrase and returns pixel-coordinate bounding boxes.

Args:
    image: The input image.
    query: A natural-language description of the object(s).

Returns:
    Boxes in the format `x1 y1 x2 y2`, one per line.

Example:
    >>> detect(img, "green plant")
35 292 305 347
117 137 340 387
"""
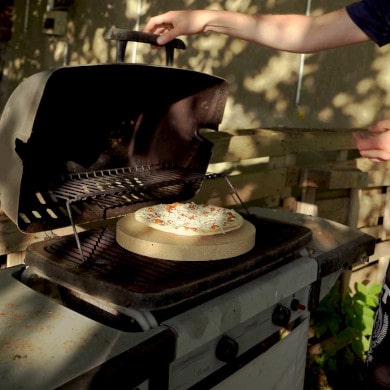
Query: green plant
305 280 382 389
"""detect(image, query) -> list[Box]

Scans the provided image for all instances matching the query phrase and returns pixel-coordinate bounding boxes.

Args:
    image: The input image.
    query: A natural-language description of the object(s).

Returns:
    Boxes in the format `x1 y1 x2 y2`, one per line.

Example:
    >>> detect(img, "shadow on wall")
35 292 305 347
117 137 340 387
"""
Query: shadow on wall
1 0 390 130
142 0 390 131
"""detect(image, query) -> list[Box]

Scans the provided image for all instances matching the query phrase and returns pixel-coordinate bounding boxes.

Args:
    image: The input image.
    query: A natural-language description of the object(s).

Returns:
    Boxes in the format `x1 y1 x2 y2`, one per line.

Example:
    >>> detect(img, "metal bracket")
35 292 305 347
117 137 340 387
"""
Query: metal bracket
104 27 186 66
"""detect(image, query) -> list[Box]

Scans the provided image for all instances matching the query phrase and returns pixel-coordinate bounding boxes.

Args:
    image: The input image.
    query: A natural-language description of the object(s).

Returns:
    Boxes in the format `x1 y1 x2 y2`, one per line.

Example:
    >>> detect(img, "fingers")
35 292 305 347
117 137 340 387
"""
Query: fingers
144 10 202 45
368 119 390 133
144 12 178 45
353 127 390 161
144 14 170 33
356 148 390 161
155 30 177 45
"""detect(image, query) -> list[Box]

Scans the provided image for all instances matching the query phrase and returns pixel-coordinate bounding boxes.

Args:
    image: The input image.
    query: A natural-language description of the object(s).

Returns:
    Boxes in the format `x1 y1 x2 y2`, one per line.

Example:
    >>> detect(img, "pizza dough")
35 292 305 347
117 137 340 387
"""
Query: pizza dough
116 206 256 261
134 202 244 236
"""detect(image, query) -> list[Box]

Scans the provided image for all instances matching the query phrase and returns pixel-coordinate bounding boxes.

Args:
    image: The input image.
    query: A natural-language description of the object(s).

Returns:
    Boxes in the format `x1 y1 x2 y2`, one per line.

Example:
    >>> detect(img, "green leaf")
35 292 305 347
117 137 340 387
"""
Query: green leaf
308 278 380 382
368 283 382 296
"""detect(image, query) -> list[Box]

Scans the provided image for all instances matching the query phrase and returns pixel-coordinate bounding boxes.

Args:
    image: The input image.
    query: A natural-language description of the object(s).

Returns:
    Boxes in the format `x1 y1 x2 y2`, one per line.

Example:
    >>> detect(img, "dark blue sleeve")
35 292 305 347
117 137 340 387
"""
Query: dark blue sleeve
346 0 390 46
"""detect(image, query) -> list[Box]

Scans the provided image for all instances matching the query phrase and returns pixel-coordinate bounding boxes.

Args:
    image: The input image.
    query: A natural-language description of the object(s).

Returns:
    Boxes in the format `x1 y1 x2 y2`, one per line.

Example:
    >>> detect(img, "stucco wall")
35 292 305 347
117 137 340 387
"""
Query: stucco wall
1 0 390 131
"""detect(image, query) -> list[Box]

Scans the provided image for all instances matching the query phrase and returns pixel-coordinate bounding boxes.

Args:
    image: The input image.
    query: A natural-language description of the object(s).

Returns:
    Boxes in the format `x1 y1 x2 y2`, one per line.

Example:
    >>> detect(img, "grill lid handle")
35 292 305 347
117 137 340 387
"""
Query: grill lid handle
104 28 186 66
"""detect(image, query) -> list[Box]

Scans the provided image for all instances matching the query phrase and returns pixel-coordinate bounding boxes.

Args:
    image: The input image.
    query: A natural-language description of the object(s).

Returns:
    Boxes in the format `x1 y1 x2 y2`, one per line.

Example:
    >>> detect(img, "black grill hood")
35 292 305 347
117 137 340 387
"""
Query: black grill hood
0 63 228 232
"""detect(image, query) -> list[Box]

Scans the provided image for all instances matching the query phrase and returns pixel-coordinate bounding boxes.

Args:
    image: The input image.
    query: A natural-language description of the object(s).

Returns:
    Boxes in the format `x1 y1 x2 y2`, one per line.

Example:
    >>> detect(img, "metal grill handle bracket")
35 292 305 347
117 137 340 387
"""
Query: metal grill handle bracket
104 28 186 66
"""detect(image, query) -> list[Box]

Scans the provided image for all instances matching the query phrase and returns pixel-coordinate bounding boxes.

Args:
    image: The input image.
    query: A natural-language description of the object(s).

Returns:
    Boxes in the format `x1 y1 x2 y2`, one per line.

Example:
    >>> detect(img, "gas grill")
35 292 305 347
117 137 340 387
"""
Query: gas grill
0 30 376 389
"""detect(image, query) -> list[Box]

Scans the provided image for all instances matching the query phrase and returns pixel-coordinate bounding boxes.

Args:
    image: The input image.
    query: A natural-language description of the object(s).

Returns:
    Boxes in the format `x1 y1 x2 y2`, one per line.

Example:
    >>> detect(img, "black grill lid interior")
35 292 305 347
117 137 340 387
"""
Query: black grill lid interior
0 64 228 232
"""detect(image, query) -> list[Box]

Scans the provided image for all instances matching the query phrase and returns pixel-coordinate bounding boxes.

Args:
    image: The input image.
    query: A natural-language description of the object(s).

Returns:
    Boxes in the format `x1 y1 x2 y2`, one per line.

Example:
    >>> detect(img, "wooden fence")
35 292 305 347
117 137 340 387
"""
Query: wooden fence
1 127 389 288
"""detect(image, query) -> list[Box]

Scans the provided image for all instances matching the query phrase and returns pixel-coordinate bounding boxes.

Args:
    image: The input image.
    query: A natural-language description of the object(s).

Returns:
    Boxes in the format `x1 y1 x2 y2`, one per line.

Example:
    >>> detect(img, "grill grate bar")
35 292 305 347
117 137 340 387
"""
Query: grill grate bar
50 164 212 204
45 227 225 282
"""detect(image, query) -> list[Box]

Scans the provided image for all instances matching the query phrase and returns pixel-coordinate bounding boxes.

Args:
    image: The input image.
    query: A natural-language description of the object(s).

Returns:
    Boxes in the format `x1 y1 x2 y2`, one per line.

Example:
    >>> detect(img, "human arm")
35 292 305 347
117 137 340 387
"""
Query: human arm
144 8 390 160
143 9 370 53
354 120 390 161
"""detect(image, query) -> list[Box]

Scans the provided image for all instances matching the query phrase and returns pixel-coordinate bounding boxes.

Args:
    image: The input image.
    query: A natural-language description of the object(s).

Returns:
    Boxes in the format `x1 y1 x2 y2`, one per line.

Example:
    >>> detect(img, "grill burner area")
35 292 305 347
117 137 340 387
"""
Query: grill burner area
24 214 312 313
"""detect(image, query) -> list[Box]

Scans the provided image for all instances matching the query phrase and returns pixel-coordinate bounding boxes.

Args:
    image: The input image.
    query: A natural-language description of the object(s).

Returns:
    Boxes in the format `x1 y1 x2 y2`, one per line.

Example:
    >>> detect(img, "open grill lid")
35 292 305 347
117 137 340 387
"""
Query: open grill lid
0 61 228 233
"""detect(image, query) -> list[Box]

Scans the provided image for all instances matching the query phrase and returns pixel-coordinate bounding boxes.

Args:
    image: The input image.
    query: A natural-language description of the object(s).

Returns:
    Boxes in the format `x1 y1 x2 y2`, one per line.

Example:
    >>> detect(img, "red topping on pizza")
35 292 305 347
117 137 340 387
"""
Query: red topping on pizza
134 202 244 236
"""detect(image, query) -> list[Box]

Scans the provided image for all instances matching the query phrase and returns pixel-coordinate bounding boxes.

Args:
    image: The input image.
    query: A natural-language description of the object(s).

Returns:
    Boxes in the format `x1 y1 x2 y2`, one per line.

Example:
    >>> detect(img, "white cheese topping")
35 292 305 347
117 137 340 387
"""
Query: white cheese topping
135 202 244 236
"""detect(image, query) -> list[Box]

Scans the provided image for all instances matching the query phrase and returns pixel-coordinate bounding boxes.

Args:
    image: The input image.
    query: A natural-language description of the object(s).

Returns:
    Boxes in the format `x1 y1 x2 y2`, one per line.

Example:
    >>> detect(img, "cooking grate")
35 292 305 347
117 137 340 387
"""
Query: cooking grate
50 164 209 210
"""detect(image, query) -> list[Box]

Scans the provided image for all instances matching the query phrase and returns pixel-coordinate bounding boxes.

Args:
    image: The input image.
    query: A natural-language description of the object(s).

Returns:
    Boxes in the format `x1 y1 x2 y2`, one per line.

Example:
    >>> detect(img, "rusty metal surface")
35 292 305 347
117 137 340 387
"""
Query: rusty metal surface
0 265 168 389
248 207 376 276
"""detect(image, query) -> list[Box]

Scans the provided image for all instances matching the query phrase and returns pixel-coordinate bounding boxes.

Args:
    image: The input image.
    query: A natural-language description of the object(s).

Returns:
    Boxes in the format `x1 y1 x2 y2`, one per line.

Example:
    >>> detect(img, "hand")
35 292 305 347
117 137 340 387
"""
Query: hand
354 119 390 161
143 10 208 45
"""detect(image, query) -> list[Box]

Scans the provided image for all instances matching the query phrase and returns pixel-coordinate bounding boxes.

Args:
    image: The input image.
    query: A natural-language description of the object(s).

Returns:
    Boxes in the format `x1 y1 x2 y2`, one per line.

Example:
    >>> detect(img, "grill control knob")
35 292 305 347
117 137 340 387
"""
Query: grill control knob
272 304 291 327
215 335 239 363
291 298 306 311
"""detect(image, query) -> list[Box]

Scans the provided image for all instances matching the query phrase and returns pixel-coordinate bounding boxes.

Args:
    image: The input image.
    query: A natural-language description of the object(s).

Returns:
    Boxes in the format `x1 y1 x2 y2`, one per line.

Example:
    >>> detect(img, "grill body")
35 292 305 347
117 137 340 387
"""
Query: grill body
0 208 376 389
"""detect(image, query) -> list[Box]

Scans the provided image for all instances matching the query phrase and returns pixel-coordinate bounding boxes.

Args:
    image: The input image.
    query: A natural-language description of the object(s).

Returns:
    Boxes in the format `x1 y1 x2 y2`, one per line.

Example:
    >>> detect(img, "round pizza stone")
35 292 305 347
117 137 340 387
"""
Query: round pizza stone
116 213 256 261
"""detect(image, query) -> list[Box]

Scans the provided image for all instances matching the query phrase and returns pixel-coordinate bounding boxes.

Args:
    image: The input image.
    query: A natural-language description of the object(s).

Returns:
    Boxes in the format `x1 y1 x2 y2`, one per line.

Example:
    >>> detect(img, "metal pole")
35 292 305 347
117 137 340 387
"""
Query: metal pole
24 0 30 34
295 0 312 107
131 0 143 63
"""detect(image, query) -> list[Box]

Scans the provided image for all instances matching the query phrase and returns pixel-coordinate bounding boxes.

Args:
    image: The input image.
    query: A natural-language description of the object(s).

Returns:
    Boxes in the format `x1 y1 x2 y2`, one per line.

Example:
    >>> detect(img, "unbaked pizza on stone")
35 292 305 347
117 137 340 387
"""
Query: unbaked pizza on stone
116 202 256 261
